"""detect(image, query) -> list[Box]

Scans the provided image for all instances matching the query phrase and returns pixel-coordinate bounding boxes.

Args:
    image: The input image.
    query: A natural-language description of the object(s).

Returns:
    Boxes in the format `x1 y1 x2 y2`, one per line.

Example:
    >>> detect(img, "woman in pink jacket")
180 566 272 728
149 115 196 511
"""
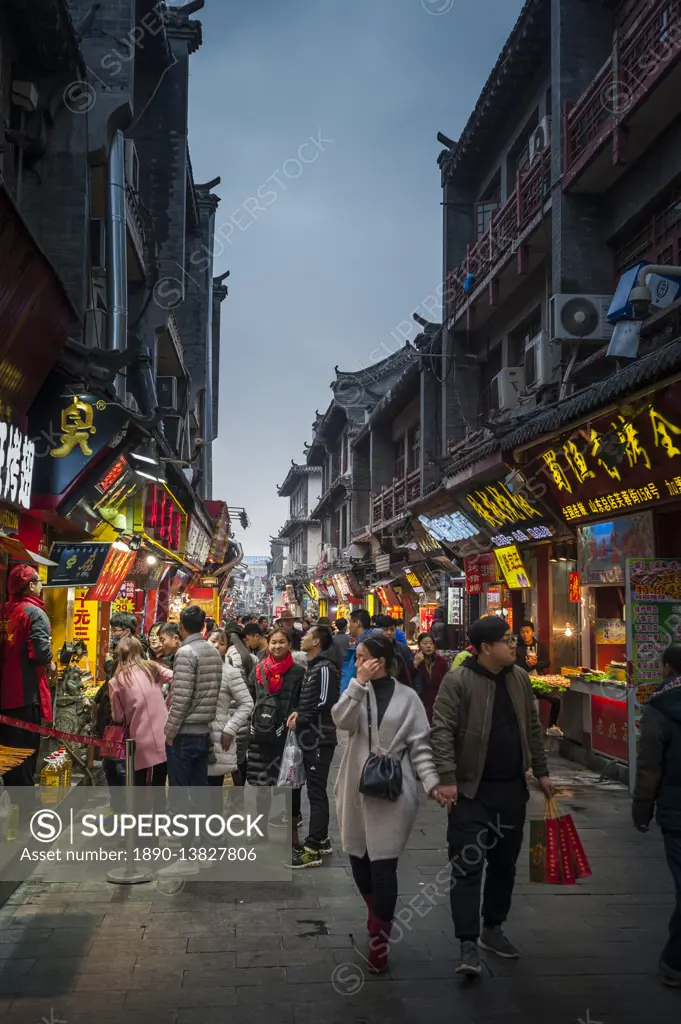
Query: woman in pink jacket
109 636 172 785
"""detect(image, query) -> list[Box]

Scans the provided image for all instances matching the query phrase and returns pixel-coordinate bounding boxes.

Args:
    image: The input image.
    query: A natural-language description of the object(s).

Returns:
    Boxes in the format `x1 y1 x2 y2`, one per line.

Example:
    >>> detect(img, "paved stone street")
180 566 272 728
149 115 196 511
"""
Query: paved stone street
0 753 679 1024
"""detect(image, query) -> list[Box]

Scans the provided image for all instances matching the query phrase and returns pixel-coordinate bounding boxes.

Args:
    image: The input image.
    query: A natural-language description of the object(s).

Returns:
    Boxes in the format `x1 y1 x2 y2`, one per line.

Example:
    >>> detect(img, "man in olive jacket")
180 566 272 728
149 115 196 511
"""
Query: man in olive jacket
431 615 552 977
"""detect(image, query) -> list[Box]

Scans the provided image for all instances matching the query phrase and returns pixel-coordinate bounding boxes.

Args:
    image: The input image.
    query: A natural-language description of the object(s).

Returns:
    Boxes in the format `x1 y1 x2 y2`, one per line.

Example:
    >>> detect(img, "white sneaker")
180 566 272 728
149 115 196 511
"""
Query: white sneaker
156 859 199 879
546 726 564 737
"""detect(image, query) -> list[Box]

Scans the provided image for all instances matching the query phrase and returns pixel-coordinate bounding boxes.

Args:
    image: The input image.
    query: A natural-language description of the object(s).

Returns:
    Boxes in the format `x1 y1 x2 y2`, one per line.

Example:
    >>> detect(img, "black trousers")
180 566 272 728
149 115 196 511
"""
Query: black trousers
535 690 561 727
349 852 399 922
303 745 334 847
134 763 168 786
0 704 41 786
447 778 528 941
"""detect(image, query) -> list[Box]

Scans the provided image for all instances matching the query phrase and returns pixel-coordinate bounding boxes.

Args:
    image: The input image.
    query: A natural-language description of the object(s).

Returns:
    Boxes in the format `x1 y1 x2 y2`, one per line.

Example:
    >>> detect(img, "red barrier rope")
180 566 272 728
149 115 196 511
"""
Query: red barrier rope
0 714 101 748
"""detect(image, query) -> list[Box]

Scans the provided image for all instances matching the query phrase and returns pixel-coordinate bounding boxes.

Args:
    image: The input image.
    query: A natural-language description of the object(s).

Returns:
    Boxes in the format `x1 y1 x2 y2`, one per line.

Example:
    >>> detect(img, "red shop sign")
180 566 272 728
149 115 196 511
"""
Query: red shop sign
464 553 497 595
86 547 136 603
590 694 628 761
144 485 183 553
568 571 581 602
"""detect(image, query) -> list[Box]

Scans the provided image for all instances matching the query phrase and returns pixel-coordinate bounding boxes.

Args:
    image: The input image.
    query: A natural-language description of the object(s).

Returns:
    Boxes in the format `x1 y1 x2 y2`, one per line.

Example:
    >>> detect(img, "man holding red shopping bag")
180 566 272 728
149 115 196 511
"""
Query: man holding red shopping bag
431 616 553 978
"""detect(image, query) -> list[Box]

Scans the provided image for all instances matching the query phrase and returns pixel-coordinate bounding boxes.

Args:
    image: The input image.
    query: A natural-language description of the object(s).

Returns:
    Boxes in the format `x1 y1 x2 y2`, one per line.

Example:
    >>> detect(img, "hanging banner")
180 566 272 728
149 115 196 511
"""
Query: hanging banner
568 571 581 602
464 553 497 594
72 588 99 662
626 557 681 788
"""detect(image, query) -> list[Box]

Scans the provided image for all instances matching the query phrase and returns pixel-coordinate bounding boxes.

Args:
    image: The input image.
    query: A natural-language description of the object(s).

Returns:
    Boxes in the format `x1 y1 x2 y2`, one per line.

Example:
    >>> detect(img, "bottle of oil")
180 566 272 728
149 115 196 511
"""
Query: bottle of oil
57 749 72 787
40 755 61 805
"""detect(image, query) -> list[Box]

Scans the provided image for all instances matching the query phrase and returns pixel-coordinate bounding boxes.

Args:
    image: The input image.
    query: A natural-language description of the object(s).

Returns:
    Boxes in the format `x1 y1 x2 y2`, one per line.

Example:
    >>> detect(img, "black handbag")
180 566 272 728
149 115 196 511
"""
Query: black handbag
358 691 404 802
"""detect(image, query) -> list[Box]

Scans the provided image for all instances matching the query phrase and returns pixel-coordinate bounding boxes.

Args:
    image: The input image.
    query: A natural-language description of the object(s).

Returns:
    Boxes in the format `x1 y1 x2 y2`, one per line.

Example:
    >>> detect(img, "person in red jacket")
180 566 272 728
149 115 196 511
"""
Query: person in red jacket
0 564 54 785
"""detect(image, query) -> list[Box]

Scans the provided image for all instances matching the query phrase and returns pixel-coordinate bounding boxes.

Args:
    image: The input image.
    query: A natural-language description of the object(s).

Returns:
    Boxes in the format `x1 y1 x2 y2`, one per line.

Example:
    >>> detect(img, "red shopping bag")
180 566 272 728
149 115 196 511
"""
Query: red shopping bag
530 799 591 885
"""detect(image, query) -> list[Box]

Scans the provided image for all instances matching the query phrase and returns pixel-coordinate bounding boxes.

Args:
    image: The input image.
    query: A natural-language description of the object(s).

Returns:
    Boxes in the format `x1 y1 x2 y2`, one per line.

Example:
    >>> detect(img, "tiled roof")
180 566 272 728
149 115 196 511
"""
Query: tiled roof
277 462 322 497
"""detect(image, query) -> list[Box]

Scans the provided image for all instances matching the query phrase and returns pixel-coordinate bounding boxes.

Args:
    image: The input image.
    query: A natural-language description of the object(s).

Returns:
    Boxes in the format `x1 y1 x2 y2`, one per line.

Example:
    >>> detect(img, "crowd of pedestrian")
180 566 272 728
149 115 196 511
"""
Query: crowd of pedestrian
0 572 679 988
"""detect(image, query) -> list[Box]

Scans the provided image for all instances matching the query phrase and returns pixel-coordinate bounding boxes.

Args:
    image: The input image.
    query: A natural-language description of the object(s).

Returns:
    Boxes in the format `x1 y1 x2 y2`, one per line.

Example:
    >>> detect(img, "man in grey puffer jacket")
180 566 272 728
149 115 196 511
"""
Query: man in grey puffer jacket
165 605 222 786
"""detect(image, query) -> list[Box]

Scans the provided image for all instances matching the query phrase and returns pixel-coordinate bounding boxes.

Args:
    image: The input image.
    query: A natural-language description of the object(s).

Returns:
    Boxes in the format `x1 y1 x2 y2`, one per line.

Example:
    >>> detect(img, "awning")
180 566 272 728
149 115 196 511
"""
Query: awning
0 534 58 566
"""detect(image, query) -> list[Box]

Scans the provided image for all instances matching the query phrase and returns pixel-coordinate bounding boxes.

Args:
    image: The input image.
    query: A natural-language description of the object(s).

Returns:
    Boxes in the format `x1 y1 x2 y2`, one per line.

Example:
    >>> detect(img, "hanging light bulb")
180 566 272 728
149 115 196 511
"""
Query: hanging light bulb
565 625 573 637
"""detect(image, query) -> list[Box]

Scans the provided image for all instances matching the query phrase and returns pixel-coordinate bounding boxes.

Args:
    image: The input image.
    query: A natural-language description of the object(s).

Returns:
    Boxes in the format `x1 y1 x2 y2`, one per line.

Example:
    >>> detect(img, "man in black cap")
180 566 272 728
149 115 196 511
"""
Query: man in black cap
431 615 552 978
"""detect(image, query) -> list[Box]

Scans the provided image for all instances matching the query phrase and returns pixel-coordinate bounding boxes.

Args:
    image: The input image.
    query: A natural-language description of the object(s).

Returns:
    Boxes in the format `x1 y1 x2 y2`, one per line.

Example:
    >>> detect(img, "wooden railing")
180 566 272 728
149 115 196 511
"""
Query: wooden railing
565 0 681 175
371 469 421 528
446 146 551 318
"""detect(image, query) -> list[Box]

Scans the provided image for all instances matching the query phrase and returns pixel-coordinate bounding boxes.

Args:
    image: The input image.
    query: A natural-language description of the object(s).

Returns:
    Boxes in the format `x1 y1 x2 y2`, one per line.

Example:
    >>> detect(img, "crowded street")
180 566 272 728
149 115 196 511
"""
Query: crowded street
0 753 677 1024
2 0 681 1021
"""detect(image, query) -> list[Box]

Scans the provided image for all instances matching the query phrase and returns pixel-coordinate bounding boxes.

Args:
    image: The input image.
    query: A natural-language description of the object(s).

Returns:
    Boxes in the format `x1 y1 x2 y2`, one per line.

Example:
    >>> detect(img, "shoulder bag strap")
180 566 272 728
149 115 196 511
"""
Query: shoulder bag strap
365 689 373 752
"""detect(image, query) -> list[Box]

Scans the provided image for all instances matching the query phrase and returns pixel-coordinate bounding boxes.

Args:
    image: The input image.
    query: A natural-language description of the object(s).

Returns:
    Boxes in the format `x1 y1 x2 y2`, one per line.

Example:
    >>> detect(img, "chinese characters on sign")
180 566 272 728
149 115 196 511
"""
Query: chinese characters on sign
464 553 497 595
490 525 553 547
87 547 137 603
50 398 99 458
72 589 99 665
464 482 543 531
447 585 464 626
185 515 212 569
113 581 136 614
418 512 479 543
0 422 35 509
591 695 628 761
494 545 532 589
404 570 423 594
144 486 183 554
626 558 681 775
595 619 626 645
537 391 681 521
47 543 112 588
568 571 581 603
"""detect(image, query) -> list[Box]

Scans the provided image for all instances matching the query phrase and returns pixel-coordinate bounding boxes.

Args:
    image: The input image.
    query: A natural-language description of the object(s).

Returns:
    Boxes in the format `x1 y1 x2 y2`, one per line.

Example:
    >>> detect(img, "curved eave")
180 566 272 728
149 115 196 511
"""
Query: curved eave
440 0 550 185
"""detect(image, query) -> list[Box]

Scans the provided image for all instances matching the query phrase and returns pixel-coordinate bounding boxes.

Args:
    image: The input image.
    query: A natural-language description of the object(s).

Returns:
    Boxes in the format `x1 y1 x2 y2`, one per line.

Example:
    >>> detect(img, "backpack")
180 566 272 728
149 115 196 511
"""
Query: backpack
251 691 281 743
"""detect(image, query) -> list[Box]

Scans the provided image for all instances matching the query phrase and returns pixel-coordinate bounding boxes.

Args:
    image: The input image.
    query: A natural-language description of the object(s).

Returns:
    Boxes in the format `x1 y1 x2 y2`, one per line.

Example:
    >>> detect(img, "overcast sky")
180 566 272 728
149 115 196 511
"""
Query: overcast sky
187 0 524 554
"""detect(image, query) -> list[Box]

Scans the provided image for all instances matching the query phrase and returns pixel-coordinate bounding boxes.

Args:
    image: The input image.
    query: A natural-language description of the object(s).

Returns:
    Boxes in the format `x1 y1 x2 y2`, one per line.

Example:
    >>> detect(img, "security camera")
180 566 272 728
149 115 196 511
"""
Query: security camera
629 284 652 321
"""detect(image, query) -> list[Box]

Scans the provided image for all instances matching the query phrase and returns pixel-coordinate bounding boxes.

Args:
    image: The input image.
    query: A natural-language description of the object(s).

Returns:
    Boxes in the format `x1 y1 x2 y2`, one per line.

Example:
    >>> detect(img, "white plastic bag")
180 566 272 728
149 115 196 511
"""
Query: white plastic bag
277 731 305 788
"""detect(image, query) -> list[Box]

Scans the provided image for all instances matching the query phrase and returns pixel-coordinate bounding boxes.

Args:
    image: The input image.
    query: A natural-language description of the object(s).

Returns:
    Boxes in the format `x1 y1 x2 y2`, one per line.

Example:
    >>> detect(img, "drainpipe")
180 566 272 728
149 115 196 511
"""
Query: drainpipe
107 130 128 399
202 213 216 499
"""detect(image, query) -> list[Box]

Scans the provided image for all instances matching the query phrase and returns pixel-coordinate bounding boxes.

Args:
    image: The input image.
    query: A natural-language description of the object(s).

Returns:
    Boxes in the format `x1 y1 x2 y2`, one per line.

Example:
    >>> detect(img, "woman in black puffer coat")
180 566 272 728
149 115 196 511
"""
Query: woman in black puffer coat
246 629 304 826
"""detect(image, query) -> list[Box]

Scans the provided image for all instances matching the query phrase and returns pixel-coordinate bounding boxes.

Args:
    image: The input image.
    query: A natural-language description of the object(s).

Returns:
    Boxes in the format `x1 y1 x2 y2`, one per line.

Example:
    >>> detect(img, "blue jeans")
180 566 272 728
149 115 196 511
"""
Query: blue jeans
166 734 210 787
662 830 681 972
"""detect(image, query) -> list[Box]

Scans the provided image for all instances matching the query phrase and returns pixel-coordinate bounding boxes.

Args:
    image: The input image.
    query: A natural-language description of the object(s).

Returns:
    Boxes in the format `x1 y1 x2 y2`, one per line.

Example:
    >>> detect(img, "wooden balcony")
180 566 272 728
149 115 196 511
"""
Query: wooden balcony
370 470 421 529
564 0 681 192
446 146 551 323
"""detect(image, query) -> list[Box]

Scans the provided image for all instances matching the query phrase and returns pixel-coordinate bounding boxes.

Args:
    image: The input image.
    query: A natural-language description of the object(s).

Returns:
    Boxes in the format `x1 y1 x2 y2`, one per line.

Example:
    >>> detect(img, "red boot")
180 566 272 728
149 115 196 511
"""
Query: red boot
367 918 391 973
361 893 375 933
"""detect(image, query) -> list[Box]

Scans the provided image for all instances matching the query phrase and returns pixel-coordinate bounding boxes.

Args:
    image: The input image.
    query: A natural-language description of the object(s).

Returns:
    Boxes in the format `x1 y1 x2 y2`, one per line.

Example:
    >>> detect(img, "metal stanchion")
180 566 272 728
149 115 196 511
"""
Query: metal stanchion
107 739 153 885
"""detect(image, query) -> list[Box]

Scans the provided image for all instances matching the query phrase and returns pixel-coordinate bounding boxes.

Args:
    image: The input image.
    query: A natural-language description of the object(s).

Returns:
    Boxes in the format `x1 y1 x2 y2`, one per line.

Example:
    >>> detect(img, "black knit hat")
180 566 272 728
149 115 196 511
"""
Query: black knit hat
468 615 510 651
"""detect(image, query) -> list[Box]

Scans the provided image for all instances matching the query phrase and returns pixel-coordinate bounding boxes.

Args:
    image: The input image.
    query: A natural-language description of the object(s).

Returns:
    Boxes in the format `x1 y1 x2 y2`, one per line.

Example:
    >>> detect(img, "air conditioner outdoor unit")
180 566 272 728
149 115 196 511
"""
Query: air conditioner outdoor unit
124 139 140 192
324 544 338 561
157 376 178 409
550 294 614 343
490 367 524 412
90 219 106 276
528 116 552 164
524 330 556 389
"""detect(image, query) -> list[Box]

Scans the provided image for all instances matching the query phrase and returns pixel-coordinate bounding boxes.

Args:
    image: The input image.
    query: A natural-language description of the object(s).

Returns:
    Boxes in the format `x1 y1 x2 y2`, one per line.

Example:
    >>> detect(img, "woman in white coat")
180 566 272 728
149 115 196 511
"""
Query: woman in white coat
207 630 254 794
332 631 440 974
